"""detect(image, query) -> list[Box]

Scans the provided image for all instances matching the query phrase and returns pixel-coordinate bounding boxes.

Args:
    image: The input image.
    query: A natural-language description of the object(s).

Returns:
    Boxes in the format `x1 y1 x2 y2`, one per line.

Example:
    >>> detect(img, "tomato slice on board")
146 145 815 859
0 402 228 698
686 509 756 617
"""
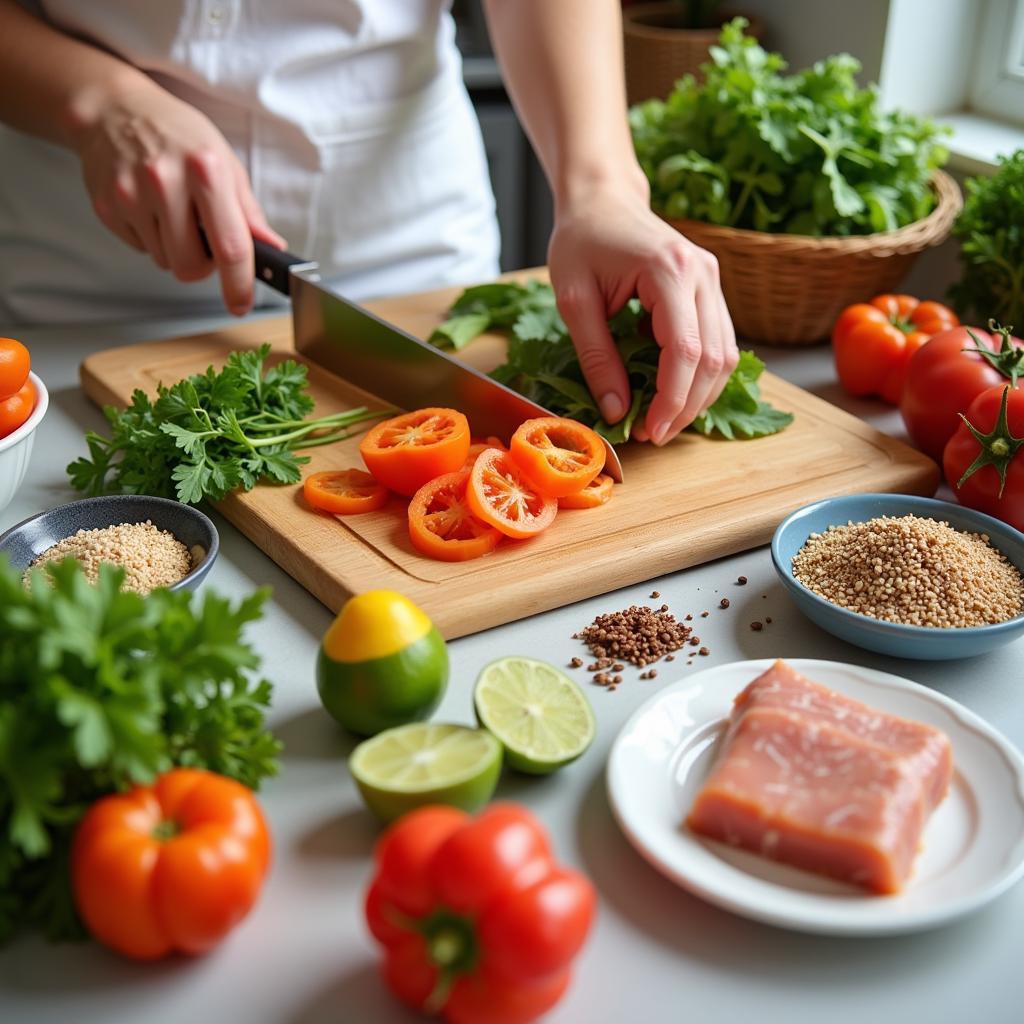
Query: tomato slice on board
558 473 614 509
408 470 502 562
467 448 558 539
509 417 606 498
304 469 389 515
360 408 471 497
463 436 507 469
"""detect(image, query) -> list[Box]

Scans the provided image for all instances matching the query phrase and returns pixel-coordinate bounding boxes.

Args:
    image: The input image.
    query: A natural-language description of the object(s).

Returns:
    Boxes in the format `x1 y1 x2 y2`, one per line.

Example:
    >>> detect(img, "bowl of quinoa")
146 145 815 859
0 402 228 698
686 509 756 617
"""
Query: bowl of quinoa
0 495 218 595
772 494 1024 660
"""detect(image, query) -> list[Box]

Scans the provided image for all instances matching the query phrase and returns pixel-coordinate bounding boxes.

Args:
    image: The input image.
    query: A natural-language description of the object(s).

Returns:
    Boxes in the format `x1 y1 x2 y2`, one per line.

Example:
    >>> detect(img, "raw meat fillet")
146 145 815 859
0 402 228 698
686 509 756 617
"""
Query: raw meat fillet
687 660 953 893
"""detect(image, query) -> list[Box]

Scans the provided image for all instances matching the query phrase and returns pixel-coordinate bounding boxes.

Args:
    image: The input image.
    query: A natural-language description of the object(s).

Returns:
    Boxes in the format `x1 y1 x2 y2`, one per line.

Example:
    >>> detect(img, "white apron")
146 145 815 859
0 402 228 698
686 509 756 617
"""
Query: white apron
0 0 500 324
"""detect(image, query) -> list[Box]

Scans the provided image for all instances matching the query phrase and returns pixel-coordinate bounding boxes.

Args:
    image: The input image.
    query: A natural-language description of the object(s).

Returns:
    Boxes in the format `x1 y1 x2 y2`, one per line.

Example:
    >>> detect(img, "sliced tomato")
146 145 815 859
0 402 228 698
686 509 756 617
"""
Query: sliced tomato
509 417 606 498
304 469 389 515
408 470 502 561
463 436 507 469
360 408 471 497
558 473 614 509
467 448 558 539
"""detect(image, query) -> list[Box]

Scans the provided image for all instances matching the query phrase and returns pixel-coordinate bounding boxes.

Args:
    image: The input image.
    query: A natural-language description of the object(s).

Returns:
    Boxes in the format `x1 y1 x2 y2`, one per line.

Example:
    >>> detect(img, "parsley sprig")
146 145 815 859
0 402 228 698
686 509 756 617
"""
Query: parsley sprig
0 559 281 942
430 281 792 442
68 344 386 505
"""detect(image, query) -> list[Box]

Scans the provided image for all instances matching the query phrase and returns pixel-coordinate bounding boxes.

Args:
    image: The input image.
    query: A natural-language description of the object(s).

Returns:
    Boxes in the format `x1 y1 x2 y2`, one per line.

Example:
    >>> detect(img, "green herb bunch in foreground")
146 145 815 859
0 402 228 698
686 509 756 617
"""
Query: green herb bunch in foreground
431 280 793 442
0 560 281 942
951 149 1024 329
630 18 948 236
68 343 384 505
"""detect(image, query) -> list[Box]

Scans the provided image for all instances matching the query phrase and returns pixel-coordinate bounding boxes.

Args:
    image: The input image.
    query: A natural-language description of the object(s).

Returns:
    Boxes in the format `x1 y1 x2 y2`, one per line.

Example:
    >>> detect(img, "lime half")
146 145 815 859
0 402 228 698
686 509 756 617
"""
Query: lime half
349 722 501 822
474 657 596 774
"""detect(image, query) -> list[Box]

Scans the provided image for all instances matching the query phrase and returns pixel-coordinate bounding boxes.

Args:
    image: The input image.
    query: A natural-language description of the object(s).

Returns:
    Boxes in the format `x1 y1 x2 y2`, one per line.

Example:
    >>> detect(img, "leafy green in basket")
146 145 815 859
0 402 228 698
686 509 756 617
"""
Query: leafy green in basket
429 281 792 443
68 343 386 505
0 559 281 942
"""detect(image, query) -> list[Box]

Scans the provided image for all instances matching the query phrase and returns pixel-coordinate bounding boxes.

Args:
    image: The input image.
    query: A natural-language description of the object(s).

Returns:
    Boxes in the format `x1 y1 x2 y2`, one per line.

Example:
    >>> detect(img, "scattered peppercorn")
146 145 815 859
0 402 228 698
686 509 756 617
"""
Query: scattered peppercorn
570 657 583 668
575 604 692 667
737 576 748 585
612 662 624 672
699 647 710 656
650 590 660 598
750 621 764 631
700 611 709 618
765 616 773 624
719 598 730 609
665 654 675 662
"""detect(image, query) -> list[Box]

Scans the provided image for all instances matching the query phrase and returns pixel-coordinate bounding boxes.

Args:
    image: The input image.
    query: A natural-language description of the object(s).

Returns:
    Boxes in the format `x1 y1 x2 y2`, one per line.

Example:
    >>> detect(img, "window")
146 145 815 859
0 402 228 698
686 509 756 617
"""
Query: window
969 0 1024 124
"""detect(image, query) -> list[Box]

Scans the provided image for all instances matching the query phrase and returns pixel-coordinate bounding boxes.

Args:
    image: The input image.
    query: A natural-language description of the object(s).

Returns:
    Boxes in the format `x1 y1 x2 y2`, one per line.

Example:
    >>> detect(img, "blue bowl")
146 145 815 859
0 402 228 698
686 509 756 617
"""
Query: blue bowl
771 494 1024 660
0 494 219 593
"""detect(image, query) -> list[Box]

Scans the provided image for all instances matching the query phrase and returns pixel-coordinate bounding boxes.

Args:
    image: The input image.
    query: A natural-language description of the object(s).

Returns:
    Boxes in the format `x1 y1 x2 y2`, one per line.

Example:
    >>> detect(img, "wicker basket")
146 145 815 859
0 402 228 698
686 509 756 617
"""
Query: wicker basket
664 170 963 346
623 5 763 106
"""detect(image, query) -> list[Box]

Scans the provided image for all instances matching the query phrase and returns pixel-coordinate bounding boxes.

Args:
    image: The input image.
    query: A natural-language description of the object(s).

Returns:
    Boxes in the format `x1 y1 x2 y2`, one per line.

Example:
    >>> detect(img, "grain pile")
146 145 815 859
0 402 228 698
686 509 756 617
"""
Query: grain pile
26 521 192 595
792 514 1024 628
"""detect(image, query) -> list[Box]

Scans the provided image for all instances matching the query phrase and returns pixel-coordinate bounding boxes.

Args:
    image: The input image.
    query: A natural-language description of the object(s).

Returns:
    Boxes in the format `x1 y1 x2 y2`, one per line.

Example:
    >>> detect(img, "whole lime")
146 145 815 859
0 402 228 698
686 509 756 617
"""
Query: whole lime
316 590 448 736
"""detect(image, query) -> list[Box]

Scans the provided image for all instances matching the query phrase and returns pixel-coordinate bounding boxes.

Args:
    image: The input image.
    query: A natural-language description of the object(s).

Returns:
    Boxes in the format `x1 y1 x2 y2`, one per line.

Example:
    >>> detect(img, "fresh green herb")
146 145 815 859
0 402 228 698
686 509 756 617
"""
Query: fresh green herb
629 18 948 236
430 281 792 442
950 149 1024 329
68 343 385 505
0 559 281 943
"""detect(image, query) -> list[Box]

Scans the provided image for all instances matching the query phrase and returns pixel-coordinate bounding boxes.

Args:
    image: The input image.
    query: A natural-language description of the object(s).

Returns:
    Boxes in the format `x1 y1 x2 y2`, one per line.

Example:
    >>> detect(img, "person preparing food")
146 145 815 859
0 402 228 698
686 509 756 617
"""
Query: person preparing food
0 0 737 444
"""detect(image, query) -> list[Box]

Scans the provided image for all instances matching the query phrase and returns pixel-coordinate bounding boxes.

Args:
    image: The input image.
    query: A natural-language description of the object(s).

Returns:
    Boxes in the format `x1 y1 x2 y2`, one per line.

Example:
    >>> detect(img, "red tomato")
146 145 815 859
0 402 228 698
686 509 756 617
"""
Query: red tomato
303 468 389 515
901 325 1024 460
0 378 35 438
72 768 271 960
408 470 503 561
509 417 606 498
359 408 471 496
943 385 1024 532
832 295 958 405
467 448 558 540
0 337 30 400
365 803 596 1024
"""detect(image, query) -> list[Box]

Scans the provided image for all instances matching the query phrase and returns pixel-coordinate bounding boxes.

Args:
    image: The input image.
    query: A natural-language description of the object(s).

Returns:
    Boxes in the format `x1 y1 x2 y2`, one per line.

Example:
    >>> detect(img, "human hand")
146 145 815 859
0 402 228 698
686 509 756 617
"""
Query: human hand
548 181 738 444
70 79 285 315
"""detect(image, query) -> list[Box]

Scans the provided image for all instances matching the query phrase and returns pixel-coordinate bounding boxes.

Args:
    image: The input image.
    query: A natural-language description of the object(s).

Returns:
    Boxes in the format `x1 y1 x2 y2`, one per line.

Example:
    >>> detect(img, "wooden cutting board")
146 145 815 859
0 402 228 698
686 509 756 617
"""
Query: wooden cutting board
81 277 940 638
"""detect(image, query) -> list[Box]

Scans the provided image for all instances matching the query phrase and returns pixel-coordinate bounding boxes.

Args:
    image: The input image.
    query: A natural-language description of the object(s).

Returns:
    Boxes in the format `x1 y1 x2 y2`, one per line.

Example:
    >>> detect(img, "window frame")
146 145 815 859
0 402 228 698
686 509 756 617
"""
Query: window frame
968 0 1024 125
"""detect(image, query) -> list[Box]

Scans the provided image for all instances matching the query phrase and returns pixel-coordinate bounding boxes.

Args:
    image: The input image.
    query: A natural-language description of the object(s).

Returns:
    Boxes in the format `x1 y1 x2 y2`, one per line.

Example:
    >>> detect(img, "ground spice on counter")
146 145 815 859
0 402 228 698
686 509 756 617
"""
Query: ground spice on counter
25 520 193 595
792 514 1024 627
576 604 692 668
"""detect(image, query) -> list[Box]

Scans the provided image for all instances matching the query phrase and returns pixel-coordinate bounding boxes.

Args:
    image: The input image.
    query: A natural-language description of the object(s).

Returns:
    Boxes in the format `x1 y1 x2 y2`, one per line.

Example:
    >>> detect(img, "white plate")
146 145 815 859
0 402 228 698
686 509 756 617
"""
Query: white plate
607 659 1024 935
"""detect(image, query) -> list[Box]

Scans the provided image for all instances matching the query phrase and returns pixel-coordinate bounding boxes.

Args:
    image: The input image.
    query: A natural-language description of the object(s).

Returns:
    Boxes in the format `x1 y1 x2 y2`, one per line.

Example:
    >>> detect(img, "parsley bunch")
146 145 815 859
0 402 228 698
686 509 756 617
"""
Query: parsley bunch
630 18 948 235
950 150 1024 329
0 560 281 942
430 281 792 442
68 344 384 505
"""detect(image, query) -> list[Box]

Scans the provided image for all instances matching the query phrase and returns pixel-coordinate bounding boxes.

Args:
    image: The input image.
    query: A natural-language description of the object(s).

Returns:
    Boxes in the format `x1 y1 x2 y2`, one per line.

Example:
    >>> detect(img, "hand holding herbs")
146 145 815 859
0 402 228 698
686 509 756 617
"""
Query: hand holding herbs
68 343 384 505
0 559 280 942
629 18 948 236
430 280 792 442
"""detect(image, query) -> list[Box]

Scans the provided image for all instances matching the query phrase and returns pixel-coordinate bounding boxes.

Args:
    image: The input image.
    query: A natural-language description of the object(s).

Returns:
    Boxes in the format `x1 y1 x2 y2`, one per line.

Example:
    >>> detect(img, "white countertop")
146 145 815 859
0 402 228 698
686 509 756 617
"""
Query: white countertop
1 314 1022 1024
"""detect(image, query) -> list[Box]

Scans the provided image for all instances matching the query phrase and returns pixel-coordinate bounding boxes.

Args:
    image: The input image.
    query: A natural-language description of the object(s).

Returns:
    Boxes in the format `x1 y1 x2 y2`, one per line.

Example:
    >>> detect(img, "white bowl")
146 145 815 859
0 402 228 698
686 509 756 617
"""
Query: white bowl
0 372 49 514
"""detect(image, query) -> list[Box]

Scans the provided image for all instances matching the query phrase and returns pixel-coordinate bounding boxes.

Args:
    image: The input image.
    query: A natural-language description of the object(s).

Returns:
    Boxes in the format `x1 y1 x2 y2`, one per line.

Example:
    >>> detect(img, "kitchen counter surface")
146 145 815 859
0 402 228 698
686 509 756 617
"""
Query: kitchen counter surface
1 313 1022 1024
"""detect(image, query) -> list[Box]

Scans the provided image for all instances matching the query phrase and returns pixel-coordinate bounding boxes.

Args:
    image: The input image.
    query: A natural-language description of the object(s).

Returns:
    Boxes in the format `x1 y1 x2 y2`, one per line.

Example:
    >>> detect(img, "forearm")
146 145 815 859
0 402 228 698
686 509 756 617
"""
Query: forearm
0 0 156 150
482 0 647 209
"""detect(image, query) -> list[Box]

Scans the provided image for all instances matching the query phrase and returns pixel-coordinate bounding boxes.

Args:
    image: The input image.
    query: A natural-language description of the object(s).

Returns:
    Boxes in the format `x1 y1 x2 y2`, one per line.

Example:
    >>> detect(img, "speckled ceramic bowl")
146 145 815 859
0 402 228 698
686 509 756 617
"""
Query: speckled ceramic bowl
0 494 219 593
772 493 1024 660
0 371 49 515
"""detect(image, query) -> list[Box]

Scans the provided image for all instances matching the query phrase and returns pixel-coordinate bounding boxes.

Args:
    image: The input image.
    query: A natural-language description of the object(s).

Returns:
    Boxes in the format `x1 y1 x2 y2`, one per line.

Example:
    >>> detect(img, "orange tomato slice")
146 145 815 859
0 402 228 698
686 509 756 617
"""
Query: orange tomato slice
360 408 471 497
467 448 558 539
408 470 502 561
558 473 614 509
509 417 606 498
463 435 507 469
304 469 389 515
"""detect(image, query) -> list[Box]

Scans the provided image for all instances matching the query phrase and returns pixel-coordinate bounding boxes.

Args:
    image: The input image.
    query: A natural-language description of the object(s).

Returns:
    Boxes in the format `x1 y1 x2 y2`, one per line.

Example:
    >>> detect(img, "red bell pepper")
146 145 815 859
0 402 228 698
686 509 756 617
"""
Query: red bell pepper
365 803 596 1024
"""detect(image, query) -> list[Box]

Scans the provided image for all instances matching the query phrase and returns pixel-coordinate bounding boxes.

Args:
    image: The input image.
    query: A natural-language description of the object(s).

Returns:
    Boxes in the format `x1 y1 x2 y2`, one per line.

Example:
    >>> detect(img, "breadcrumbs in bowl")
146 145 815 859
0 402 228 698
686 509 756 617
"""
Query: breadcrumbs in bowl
772 494 1024 661
0 495 219 595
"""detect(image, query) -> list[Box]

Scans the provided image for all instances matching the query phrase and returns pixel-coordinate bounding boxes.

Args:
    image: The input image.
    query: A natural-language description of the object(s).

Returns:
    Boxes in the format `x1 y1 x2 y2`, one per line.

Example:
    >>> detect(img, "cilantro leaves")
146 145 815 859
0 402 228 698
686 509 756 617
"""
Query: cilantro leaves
68 344 385 505
0 560 281 942
430 282 792 442
630 19 948 236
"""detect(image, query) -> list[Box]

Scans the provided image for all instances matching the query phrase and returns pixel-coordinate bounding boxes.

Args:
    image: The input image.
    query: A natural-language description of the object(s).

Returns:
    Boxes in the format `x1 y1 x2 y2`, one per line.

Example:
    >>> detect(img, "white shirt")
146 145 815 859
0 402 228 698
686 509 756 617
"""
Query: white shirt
0 1 500 323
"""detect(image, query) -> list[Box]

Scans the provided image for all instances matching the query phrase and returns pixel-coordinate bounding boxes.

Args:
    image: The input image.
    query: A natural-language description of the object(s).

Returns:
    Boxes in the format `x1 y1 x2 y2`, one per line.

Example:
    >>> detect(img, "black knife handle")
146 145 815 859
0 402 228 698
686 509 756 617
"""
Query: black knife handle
254 239 310 297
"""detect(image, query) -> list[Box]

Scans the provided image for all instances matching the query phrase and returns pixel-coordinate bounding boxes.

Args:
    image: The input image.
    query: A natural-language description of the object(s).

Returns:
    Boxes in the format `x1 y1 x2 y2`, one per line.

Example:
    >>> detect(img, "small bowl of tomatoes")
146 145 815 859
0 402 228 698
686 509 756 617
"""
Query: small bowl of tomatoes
0 338 48 514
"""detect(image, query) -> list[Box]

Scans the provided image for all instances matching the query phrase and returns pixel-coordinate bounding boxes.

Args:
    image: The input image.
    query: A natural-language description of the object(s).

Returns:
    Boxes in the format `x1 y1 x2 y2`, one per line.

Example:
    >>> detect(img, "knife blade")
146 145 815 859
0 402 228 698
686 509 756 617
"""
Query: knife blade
254 241 623 481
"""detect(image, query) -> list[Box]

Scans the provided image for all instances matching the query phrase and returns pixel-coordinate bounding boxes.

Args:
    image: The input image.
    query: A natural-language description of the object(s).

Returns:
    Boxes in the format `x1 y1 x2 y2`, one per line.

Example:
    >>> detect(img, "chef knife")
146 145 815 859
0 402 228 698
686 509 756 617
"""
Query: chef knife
253 240 623 481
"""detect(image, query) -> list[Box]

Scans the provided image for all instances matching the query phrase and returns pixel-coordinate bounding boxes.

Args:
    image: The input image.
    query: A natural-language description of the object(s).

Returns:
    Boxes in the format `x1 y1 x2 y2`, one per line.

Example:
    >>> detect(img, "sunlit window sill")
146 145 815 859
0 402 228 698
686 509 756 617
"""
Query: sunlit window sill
938 111 1024 176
